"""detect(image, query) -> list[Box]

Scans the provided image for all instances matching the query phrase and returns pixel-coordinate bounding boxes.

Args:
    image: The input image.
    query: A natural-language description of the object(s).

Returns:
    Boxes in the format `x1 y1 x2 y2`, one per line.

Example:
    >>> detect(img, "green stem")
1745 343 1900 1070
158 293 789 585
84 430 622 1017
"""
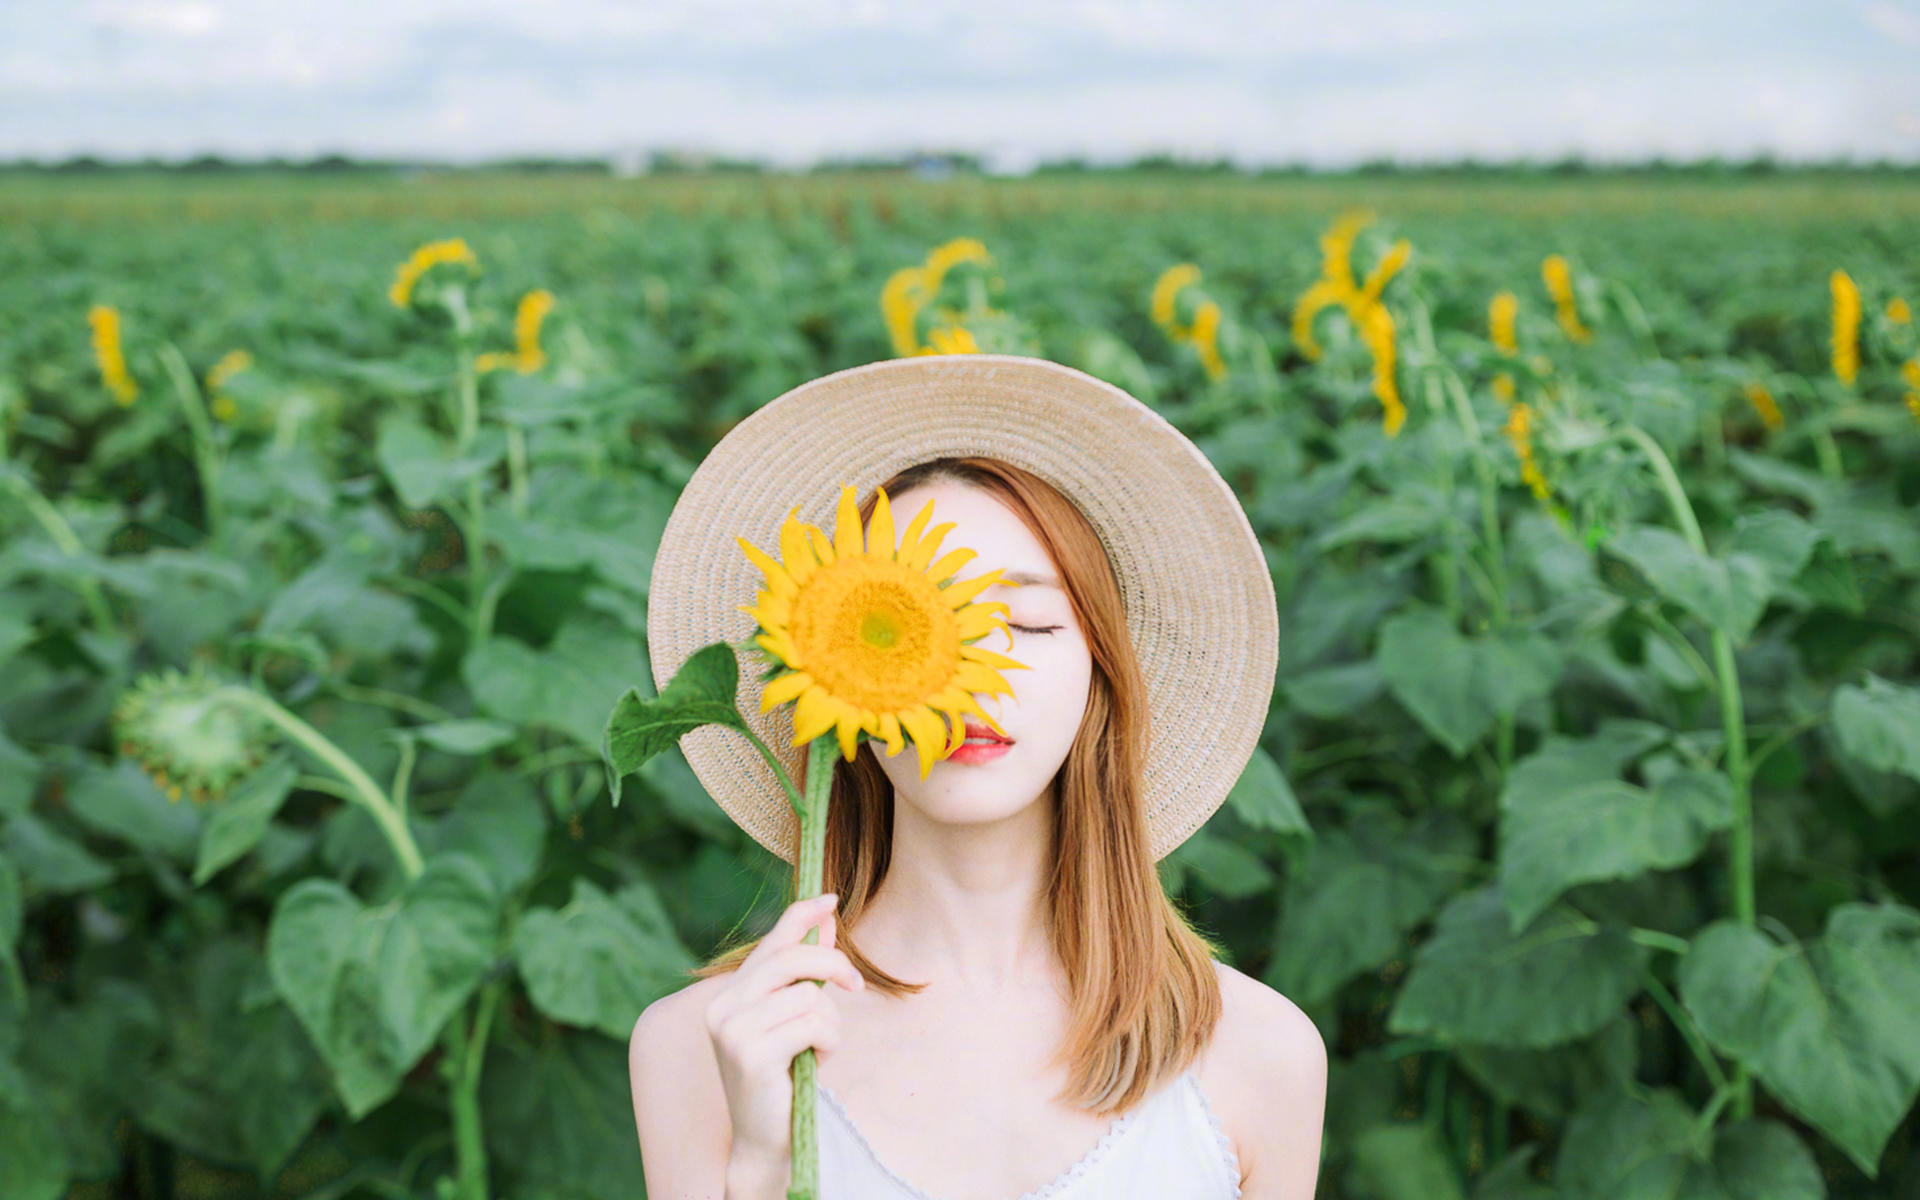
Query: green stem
788 734 838 1200
158 342 225 548
224 687 424 878
1614 423 1754 1119
506 426 530 518
0 471 118 636
1643 969 1730 1094
440 975 505 1200
322 679 459 725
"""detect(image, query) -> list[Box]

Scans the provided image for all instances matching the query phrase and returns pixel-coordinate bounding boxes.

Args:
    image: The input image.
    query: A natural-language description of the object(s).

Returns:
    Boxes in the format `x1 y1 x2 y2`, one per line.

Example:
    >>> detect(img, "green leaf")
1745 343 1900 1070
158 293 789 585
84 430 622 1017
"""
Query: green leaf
1377 606 1564 757
1499 722 1732 930
466 609 653 751
1387 884 1647 1049
192 754 299 886
512 878 699 1040
1831 674 1920 785
1555 1089 1824 1200
129 936 331 1182
63 757 202 862
412 719 519 756
0 728 41 819
374 414 504 510
481 1032 647 1200
1599 526 1774 639
0 1083 67 1200
1470 1147 1555 1200
266 852 500 1119
418 774 547 895
1454 1015 1636 1119
602 640 752 807
1281 660 1385 719
1267 805 1477 1005
2 813 115 894
1347 1122 1465 1200
1678 903 1920 1177
1223 745 1312 857
1170 832 1278 900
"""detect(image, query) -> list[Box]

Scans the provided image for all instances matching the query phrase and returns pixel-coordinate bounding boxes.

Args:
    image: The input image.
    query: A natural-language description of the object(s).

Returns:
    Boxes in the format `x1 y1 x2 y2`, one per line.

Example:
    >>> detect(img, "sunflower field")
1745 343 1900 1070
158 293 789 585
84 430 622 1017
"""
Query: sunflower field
2 169 1918 1200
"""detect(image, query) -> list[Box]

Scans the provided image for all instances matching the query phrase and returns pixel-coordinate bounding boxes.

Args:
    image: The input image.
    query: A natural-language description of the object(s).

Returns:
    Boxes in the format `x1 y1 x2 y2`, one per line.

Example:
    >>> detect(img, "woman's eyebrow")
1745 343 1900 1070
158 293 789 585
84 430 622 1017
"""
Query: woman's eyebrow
994 571 1060 589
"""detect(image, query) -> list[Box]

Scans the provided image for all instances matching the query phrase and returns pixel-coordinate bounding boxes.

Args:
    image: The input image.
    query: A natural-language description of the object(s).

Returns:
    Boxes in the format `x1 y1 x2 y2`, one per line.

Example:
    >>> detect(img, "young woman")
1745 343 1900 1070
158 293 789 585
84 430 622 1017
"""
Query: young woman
629 358 1327 1199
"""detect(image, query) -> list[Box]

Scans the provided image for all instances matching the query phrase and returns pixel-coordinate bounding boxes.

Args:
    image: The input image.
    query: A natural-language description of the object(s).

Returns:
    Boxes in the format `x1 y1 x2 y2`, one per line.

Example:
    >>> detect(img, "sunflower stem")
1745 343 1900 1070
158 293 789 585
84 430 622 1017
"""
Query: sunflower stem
787 733 837 1200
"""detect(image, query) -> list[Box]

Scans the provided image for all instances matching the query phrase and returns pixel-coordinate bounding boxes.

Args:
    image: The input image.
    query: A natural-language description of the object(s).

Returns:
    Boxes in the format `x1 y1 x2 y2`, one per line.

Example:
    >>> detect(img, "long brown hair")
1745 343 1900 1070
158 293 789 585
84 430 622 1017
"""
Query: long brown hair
686 455 1229 1117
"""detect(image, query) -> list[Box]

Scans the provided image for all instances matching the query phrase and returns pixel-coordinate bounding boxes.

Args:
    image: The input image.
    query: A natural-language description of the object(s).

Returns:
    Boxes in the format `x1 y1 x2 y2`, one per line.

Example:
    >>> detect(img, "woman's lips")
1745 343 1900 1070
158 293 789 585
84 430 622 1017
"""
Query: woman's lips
947 740 1012 764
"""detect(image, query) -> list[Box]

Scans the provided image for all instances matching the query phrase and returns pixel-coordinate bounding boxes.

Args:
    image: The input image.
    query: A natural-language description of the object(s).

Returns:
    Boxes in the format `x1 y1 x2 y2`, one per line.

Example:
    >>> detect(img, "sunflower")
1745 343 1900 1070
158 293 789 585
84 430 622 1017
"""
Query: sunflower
734 483 1030 779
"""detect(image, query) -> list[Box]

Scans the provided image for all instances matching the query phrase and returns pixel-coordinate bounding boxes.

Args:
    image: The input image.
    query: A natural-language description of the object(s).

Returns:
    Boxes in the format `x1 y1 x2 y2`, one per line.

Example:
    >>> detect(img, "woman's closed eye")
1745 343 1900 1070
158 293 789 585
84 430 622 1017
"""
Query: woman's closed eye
1010 624 1061 635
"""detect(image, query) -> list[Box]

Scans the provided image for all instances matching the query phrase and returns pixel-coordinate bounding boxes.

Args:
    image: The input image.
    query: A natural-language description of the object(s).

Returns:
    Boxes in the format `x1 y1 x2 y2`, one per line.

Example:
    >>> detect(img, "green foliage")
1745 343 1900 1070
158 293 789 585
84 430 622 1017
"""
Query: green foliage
1 172 1917 1198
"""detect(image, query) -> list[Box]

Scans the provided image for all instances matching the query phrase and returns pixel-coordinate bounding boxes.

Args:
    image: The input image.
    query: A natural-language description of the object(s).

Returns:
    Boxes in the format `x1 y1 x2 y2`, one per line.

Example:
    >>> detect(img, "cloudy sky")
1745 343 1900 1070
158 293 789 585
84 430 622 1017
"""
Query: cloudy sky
5 0 1918 167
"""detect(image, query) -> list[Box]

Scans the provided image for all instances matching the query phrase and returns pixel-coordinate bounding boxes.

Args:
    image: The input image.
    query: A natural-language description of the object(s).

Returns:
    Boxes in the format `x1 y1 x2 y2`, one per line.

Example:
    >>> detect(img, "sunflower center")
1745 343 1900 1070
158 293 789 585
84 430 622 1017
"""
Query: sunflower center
790 558 961 714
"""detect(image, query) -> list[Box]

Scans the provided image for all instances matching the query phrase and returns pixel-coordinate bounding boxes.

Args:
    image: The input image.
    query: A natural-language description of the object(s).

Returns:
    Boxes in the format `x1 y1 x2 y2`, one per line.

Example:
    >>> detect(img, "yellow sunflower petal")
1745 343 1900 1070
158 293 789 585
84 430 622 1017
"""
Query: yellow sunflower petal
897 496 934 562
760 671 814 712
833 484 864 561
899 706 950 779
956 604 1010 640
736 536 796 598
835 705 863 761
793 686 837 745
925 546 978 584
904 521 955 572
869 486 896 561
755 631 802 670
806 524 835 565
876 711 904 756
778 509 817 587
952 660 1012 694
959 642 1030 672
938 568 1006 608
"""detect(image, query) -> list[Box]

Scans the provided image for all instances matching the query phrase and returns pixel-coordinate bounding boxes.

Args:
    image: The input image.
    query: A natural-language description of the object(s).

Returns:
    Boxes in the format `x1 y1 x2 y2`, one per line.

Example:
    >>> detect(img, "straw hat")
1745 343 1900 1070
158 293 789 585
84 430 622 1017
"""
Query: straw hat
645 354 1278 864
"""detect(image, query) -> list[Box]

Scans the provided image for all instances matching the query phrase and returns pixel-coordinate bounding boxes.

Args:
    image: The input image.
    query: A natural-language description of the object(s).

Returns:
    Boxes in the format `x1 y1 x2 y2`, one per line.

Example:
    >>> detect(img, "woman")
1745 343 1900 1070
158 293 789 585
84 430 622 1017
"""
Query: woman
630 356 1327 1199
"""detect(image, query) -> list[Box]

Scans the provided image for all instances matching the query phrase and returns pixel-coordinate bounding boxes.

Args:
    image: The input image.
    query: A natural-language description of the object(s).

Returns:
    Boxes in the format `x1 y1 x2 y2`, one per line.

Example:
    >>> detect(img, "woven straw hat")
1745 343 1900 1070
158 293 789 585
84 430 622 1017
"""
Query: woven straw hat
645 354 1277 864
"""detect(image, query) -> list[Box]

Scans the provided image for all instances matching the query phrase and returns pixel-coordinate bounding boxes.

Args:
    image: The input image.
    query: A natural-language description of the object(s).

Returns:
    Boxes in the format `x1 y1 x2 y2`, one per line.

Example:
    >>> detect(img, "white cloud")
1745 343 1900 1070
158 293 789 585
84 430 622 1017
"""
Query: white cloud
1864 3 1920 45
3 0 1916 161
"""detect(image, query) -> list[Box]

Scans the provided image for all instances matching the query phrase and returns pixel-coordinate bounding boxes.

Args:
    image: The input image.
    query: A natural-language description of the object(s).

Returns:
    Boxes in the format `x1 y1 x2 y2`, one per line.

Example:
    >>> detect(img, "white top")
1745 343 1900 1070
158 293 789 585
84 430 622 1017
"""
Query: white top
814 1068 1243 1199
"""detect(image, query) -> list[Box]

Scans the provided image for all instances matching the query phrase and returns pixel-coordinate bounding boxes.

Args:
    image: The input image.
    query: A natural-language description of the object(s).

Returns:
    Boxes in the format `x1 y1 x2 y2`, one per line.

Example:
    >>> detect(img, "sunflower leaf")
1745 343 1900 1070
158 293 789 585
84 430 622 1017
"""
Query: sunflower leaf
602 641 749 808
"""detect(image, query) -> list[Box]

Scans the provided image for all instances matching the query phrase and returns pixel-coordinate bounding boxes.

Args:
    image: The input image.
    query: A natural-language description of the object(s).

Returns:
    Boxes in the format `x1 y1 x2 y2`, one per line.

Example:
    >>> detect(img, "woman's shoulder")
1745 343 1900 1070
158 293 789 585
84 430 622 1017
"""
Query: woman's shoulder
1203 959 1329 1190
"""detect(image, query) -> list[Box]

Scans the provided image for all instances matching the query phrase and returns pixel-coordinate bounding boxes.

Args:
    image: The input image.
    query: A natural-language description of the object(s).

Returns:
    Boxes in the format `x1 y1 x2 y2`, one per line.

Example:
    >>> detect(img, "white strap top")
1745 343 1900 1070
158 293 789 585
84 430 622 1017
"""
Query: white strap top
814 1069 1243 1199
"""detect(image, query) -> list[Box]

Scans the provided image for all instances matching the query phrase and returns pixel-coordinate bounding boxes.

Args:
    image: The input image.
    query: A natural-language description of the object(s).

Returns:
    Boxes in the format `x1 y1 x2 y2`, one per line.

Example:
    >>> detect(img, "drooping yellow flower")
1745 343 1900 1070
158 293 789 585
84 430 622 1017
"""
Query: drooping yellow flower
1902 358 1920 425
1504 402 1551 499
735 484 1030 778
511 288 555 371
1188 300 1227 381
1889 297 1912 325
921 325 980 355
88 304 138 405
1541 254 1592 344
878 238 994 356
1830 269 1860 386
1489 291 1519 403
1358 304 1404 436
1151 263 1202 329
1291 211 1410 432
1490 292 1519 355
1148 263 1228 379
388 237 478 308
476 288 557 375
206 349 252 422
1743 381 1784 432
1355 238 1412 309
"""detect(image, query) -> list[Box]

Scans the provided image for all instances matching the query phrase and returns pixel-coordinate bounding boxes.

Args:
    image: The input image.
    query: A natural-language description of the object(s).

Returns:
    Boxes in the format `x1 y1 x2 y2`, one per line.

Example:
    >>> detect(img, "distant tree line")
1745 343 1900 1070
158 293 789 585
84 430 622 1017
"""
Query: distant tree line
2 149 1915 178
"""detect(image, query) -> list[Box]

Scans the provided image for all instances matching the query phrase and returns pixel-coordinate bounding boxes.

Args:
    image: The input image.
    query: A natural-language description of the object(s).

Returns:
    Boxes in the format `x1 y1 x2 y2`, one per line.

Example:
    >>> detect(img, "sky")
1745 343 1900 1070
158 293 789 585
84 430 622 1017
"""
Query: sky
3 0 1918 169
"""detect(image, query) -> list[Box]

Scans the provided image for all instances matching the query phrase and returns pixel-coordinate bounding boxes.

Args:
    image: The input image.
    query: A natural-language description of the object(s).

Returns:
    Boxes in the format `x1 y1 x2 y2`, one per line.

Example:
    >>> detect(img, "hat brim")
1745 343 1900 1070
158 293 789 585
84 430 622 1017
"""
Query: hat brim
645 354 1278 864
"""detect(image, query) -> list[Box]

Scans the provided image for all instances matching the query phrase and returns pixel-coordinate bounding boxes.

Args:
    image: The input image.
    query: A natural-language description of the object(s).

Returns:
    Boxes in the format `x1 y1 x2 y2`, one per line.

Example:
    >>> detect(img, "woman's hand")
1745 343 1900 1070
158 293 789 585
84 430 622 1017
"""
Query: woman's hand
704 892 865 1168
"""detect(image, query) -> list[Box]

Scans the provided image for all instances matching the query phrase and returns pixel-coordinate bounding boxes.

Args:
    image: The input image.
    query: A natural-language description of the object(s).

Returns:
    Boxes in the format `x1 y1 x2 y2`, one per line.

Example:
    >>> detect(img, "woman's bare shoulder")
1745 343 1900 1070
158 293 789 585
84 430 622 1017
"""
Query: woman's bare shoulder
1206 959 1329 1195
